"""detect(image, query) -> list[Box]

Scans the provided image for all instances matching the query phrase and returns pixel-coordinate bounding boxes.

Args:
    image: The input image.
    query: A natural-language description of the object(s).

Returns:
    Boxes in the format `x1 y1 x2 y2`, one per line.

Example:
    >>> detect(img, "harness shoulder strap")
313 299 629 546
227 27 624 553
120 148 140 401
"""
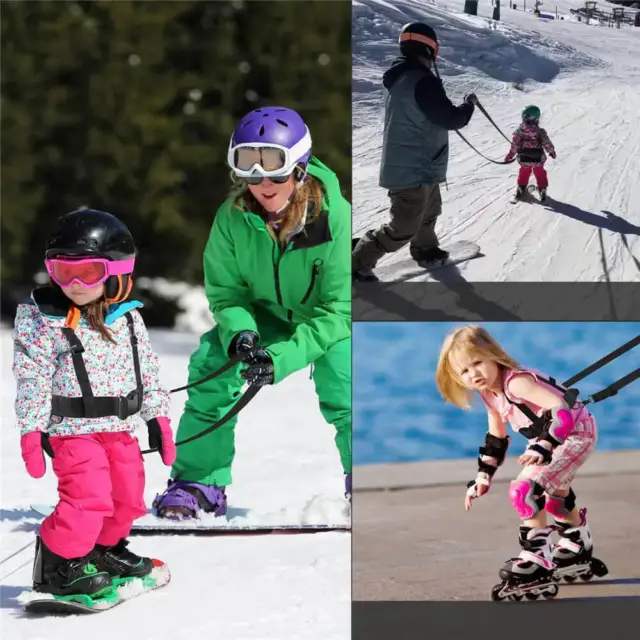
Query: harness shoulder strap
503 374 570 437
60 326 97 417
125 312 143 394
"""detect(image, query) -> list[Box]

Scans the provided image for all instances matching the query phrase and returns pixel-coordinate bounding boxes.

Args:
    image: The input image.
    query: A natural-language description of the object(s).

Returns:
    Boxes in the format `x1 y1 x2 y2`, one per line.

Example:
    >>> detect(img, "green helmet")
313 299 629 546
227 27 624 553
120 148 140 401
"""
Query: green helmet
522 105 541 122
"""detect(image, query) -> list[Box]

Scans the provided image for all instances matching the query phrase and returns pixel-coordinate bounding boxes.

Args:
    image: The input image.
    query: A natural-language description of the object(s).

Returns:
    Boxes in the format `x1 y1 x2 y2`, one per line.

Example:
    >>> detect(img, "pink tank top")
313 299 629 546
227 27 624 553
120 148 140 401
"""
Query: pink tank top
479 368 589 433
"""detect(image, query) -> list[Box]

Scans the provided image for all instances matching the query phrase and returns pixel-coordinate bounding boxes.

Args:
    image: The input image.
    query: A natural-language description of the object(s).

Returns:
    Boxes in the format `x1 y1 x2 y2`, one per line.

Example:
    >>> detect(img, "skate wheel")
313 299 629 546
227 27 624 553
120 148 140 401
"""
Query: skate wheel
491 584 506 601
564 575 577 583
543 584 559 599
508 594 523 602
525 592 539 601
579 570 593 582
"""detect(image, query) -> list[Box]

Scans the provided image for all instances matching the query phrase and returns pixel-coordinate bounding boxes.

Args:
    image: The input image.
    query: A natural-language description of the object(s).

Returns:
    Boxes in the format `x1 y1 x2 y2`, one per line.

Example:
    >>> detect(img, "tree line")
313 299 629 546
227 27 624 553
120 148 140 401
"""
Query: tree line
1 0 352 295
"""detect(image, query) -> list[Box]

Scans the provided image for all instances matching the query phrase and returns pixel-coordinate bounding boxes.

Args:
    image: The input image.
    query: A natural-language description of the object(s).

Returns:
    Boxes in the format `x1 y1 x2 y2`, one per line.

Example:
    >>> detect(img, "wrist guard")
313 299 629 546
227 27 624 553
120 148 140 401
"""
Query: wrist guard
477 432 510 478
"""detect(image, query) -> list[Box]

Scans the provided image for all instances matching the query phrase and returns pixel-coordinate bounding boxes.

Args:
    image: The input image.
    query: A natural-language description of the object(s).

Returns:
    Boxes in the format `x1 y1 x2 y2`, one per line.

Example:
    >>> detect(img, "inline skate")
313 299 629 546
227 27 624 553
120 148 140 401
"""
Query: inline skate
551 508 608 584
491 526 559 601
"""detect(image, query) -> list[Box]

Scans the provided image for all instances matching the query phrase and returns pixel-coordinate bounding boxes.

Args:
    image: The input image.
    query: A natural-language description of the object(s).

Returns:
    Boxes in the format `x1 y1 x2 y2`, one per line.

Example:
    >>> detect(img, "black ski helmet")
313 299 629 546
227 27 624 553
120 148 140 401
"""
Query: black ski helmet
399 22 439 60
46 209 136 303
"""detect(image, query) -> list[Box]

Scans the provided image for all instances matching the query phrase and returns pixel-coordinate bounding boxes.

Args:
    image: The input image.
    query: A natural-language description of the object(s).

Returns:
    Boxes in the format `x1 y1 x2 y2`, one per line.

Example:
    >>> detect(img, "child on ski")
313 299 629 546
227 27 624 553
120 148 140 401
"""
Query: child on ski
436 325 601 589
505 105 556 202
13 209 176 602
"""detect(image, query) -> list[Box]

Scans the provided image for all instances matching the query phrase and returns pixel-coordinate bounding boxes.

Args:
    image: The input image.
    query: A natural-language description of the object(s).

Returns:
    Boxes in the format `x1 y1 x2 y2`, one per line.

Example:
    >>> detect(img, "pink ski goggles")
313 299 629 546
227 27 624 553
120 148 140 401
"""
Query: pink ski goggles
45 256 135 288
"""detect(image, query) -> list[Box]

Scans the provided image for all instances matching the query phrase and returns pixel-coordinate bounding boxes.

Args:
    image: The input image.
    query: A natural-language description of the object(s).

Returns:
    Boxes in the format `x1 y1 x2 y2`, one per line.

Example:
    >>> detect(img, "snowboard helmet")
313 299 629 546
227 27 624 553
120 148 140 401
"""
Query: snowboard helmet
522 105 541 123
399 22 439 61
45 209 136 304
227 106 312 184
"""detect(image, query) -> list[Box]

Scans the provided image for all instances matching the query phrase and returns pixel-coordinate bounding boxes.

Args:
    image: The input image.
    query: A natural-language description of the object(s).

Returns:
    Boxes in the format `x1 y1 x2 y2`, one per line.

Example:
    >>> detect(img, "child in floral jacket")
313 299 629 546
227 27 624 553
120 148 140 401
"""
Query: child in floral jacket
505 105 557 202
13 208 176 602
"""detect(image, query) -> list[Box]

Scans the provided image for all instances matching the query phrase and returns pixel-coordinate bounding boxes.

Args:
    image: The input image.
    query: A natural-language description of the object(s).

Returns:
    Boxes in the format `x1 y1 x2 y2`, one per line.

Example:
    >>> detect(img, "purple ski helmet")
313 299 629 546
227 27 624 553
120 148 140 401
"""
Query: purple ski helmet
227 106 312 178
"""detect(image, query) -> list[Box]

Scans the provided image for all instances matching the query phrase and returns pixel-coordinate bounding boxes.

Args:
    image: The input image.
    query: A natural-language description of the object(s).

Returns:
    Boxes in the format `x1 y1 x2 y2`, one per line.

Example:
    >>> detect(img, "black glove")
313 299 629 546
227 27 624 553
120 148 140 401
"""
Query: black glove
228 331 259 359
464 92 478 105
241 349 275 387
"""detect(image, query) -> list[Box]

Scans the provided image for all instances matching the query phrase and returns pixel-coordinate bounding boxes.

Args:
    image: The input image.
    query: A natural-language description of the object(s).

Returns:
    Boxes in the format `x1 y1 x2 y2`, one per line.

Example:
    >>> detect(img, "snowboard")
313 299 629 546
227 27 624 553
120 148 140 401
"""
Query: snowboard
22 559 171 615
374 240 482 282
30 504 351 535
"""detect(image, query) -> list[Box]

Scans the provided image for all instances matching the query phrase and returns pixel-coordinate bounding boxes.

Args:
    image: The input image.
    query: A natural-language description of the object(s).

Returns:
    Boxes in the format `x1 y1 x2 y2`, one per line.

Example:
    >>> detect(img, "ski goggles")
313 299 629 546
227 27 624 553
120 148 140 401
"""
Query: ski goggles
45 256 135 288
227 133 311 184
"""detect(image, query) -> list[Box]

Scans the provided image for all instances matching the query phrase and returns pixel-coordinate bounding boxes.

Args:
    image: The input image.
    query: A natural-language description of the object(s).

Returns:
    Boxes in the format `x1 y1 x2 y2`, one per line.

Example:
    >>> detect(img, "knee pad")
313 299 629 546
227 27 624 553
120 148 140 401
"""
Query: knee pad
509 479 546 520
545 488 576 520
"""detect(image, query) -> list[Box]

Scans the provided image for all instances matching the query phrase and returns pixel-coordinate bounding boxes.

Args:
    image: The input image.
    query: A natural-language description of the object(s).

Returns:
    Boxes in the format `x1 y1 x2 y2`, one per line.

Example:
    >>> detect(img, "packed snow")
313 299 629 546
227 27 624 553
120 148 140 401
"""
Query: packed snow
353 0 640 281
0 326 350 638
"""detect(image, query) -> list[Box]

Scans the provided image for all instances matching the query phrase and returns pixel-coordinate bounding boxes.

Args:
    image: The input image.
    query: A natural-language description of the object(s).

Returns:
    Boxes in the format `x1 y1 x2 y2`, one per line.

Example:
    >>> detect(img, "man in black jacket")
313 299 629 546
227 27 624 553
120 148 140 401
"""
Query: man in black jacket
353 22 477 282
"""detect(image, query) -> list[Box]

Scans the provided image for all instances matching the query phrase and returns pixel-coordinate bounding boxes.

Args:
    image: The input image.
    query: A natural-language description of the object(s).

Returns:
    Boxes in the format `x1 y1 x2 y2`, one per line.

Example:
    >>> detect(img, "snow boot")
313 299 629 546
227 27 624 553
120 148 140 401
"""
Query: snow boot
92 539 154 579
32 535 113 599
410 246 450 265
514 185 527 200
152 479 227 520
353 268 379 282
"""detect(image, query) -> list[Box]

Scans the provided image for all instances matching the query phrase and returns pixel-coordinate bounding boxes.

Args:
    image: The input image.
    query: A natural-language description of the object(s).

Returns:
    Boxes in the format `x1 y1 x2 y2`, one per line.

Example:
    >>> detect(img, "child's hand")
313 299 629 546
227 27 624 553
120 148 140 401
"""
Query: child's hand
146 417 177 466
518 440 552 466
20 431 48 479
464 472 491 511
550 152 557 159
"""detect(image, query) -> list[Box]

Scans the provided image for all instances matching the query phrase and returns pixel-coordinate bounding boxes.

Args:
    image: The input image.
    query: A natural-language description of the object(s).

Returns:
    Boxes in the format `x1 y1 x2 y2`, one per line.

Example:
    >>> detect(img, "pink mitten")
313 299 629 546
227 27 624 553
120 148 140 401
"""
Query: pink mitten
146 417 177 466
20 431 47 479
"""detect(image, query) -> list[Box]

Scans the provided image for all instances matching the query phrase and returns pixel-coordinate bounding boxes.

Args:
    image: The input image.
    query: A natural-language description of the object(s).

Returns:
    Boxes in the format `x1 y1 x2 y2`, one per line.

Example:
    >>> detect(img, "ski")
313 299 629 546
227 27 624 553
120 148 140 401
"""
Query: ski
22 559 171 615
30 504 351 535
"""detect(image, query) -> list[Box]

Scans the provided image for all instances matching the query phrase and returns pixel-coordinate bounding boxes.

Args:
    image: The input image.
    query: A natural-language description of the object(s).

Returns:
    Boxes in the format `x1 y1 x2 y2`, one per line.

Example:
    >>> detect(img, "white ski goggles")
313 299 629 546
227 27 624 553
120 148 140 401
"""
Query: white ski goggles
227 131 311 181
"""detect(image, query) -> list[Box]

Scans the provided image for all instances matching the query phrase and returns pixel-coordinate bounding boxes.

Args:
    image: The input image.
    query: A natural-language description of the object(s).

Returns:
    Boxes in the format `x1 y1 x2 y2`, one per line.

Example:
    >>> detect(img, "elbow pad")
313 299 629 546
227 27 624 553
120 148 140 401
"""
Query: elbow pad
477 433 510 477
538 407 575 448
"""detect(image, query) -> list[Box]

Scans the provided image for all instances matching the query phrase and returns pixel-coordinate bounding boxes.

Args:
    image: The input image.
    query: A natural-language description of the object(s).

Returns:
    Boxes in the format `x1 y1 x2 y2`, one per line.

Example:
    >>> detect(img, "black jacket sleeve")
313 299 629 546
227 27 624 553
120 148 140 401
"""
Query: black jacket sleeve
415 74 474 131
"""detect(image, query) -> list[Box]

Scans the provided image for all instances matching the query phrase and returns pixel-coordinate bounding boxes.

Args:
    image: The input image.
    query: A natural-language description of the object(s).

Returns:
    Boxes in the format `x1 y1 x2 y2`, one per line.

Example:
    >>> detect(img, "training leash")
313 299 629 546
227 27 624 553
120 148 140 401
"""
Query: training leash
454 98 516 166
515 335 639 438
139 349 263 455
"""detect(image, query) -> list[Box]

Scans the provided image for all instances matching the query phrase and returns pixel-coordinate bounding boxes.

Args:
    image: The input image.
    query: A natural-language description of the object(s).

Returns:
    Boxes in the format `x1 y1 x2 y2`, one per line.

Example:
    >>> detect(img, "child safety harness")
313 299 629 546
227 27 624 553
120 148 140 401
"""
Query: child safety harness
505 334 640 440
50 312 143 421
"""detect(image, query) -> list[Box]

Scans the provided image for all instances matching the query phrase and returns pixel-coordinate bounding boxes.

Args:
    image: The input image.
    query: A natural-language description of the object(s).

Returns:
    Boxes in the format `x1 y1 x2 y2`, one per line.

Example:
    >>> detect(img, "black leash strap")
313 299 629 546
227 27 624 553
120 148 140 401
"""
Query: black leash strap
455 129 515 165
476 99 512 144
513 335 639 437
583 367 640 406
454 99 516 165
563 334 640 387
140 385 261 455
169 351 248 393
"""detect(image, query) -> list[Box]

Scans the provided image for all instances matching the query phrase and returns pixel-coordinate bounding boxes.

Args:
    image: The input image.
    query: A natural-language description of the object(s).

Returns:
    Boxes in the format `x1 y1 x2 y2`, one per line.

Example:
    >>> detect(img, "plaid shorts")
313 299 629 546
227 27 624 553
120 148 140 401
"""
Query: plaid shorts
518 414 598 495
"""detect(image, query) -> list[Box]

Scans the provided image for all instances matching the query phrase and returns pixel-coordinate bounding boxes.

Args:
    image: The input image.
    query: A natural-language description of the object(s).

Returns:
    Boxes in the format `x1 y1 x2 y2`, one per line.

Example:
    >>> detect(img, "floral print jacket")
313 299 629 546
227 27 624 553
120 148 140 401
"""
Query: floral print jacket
12 287 171 437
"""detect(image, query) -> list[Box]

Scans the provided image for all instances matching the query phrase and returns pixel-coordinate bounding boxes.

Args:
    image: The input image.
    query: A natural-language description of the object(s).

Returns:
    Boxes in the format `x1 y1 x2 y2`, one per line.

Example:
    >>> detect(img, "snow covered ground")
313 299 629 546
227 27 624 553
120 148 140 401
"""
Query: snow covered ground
353 0 640 282
0 326 350 638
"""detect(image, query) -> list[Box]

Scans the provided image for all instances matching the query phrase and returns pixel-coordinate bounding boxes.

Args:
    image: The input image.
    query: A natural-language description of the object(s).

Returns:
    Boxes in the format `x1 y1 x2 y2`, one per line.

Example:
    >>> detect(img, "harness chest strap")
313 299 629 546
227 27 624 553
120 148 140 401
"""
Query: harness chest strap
50 312 143 420
504 375 579 440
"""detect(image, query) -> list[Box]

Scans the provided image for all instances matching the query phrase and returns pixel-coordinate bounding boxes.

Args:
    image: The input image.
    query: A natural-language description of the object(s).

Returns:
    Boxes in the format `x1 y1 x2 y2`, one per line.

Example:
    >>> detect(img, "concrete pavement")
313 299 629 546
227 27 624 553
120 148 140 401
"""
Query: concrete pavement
353 451 640 601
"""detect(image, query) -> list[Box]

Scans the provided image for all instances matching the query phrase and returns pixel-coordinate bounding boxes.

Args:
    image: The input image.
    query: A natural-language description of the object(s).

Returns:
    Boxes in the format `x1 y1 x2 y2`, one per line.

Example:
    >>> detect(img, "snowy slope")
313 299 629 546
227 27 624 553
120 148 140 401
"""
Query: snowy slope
353 0 640 282
0 328 350 638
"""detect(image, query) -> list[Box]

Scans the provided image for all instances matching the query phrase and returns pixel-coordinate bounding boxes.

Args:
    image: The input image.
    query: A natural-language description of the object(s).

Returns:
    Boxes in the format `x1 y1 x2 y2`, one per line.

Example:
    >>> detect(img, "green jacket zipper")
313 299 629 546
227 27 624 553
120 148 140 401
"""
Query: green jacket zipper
300 259 323 305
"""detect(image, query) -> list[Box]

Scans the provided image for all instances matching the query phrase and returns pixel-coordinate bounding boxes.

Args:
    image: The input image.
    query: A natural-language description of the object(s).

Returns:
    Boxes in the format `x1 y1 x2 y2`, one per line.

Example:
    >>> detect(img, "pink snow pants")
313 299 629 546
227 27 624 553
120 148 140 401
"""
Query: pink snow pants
39 432 146 559
518 165 548 189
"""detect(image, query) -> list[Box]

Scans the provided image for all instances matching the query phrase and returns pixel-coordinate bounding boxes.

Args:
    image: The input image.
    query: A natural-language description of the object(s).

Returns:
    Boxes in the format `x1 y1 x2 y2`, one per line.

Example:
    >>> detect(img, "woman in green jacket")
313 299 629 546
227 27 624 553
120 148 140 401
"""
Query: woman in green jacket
153 107 352 520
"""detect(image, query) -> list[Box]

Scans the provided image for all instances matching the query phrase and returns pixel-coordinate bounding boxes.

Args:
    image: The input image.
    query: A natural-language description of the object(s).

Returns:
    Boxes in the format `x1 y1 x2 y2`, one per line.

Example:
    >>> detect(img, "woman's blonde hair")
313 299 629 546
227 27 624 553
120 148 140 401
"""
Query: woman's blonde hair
435 325 520 409
230 170 325 243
